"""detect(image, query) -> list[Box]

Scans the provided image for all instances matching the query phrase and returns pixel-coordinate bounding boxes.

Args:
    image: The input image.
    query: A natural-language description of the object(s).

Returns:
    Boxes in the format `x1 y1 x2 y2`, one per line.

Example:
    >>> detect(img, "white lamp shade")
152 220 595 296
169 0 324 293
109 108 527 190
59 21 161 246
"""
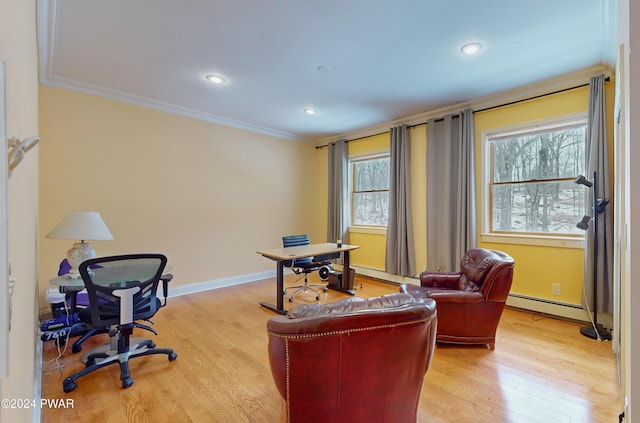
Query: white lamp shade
46 211 114 241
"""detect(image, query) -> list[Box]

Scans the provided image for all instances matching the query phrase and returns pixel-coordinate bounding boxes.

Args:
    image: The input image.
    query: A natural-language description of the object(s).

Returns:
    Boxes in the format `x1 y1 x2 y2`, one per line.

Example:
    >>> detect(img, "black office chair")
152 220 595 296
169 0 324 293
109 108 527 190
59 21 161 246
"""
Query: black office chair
56 259 174 353
62 254 177 393
282 235 338 302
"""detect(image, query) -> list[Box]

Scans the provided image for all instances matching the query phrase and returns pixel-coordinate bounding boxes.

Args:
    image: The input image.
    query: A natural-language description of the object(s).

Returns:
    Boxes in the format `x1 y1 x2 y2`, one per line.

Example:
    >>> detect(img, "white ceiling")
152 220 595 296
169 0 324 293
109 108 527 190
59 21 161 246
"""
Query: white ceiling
37 0 617 143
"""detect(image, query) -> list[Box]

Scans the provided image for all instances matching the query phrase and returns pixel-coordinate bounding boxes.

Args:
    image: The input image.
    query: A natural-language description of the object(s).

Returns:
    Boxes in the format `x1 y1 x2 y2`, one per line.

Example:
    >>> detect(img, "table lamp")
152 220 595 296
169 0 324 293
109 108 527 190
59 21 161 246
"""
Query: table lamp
46 211 114 278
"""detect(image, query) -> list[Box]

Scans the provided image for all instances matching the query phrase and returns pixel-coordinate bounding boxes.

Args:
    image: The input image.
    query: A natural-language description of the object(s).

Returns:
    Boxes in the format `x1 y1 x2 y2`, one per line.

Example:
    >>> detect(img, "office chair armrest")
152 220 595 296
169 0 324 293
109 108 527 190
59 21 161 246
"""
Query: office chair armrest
160 273 173 307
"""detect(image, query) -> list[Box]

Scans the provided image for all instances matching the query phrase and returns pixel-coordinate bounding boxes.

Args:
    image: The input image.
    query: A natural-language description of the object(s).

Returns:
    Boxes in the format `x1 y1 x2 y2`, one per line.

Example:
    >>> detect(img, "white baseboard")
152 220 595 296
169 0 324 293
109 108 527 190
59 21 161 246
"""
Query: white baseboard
39 270 281 317
167 270 276 298
506 294 587 322
39 267 611 328
348 265 610 326
506 293 613 327
343 265 419 286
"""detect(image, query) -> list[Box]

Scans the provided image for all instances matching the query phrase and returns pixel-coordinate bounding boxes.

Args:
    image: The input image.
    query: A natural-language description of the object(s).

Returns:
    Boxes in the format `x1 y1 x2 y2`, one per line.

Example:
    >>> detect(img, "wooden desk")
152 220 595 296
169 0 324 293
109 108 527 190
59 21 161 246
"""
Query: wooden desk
257 243 360 314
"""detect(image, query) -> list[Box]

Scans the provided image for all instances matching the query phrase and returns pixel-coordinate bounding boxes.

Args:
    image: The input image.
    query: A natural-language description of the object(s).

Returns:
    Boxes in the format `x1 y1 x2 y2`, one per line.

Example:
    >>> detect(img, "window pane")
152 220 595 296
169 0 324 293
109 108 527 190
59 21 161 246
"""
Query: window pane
354 158 390 191
492 180 585 235
353 192 388 226
493 125 586 183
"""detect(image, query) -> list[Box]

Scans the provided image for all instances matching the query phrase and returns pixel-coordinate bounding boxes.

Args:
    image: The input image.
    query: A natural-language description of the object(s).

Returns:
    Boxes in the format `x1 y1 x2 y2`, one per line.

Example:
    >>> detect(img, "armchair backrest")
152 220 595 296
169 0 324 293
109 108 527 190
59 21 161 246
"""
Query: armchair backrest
79 254 167 327
460 249 515 302
282 234 313 267
267 293 437 423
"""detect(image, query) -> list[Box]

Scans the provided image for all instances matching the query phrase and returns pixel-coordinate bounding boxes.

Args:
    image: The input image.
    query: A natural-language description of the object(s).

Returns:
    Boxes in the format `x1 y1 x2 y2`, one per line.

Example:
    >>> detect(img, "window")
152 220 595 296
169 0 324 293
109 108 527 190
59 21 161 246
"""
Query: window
485 116 587 237
351 155 390 226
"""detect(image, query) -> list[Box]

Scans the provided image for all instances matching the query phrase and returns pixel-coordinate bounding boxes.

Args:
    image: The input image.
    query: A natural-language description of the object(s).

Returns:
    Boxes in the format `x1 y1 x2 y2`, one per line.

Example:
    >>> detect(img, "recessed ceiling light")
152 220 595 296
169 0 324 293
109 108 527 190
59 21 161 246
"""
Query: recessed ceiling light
460 42 483 55
304 108 316 115
205 74 226 84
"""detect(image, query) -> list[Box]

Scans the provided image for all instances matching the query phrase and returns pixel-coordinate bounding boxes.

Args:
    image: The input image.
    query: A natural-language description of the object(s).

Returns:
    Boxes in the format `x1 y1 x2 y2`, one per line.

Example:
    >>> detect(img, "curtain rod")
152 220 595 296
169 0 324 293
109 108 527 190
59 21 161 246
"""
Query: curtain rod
315 77 608 150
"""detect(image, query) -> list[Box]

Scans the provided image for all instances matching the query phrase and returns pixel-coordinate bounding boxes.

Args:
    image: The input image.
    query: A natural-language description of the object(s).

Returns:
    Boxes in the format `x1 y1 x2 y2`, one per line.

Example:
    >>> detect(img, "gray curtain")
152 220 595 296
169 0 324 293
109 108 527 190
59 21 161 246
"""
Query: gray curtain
584 74 613 314
426 109 477 271
385 125 415 276
327 139 349 245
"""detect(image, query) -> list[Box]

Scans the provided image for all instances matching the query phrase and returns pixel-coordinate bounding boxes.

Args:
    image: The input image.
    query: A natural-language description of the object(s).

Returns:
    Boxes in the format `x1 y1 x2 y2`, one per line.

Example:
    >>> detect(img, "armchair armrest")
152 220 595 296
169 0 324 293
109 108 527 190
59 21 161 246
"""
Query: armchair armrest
419 271 461 289
159 273 173 307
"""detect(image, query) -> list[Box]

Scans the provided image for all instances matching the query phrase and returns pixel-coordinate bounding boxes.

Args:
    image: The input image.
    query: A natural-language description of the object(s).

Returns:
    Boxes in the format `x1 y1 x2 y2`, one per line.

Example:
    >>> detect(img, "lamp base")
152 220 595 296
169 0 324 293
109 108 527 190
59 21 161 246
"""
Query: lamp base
65 241 96 279
65 268 82 279
579 324 612 341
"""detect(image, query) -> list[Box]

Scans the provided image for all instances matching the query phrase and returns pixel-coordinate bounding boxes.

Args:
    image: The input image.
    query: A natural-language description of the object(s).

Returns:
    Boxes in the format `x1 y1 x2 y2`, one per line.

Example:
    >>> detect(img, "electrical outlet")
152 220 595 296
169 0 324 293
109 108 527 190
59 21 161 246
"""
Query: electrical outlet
552 283 561 296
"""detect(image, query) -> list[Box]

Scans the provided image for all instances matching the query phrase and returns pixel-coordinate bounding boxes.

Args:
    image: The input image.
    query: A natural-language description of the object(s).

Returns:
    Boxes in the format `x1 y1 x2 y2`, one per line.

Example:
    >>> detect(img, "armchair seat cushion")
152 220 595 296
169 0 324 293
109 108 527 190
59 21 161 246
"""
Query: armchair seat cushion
401 284 484 304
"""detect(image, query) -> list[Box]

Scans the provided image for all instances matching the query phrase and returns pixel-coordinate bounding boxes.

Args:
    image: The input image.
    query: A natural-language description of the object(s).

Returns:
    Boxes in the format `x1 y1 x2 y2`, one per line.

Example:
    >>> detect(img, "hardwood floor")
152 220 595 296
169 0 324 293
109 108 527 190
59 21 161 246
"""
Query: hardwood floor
41 274 622 422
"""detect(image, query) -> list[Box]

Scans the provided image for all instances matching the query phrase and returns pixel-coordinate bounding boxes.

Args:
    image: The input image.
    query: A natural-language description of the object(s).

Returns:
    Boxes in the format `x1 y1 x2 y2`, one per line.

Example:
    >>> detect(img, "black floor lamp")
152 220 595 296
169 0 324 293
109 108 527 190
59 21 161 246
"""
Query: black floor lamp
575 171 611 341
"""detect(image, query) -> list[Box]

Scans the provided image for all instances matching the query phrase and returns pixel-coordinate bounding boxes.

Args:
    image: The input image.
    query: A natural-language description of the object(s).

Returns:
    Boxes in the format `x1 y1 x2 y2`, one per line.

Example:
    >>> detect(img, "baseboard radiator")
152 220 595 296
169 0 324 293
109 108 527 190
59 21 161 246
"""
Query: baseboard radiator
348 265 612 327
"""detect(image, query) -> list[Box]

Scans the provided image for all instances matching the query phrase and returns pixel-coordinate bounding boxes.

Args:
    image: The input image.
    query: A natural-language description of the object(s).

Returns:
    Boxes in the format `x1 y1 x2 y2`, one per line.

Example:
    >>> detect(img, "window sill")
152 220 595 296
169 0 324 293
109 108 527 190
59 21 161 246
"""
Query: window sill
481 233 584 249
349 226 387 235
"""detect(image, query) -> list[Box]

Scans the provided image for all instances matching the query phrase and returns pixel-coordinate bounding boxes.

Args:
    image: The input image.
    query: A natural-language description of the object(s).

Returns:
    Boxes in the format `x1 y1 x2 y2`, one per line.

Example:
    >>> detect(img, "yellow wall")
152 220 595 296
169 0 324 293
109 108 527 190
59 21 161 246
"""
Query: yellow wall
317 83 615 306
0 0 40 421
474 88 586 303
38 86 320 301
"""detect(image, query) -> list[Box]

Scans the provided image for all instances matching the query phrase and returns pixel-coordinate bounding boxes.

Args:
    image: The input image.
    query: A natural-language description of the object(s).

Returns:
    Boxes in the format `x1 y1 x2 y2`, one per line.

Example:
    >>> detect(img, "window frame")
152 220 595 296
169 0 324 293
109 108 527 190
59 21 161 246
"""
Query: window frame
349 152 390 230
480 112 588 248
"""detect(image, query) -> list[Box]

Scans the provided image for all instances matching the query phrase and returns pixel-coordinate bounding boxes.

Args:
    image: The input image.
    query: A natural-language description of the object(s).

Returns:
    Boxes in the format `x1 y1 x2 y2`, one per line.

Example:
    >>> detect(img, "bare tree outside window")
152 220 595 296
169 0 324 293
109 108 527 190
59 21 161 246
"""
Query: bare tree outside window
352 156 390 226
490 120 587 235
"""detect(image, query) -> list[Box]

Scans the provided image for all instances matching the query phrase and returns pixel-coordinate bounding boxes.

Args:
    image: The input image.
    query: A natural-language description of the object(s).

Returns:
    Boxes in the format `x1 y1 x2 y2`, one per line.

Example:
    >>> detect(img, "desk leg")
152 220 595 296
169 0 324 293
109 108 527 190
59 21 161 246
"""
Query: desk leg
69 292 78 314
327 251 356 295
342 250 356 295
259 261 287 315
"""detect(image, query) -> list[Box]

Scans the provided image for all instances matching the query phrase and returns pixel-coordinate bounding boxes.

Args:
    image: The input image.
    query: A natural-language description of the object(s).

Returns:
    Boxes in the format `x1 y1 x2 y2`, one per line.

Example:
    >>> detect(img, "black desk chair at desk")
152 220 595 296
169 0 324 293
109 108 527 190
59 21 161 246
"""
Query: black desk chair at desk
282 235 339 302
62 254 177 393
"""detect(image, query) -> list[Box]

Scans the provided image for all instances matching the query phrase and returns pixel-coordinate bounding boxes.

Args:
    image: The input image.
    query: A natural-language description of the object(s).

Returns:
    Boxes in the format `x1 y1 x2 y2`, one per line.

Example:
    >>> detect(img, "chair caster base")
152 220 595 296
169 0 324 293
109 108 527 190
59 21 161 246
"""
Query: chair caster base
122 378 134 389
169 351 178 361
63 379 77 393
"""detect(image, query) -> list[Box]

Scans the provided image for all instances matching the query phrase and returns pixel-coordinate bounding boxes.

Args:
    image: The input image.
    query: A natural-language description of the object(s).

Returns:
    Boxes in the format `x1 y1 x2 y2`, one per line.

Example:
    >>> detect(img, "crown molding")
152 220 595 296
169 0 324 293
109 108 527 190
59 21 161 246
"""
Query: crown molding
38 0 612 146
36 0 301 142
41 74 301 141
315 64 613 146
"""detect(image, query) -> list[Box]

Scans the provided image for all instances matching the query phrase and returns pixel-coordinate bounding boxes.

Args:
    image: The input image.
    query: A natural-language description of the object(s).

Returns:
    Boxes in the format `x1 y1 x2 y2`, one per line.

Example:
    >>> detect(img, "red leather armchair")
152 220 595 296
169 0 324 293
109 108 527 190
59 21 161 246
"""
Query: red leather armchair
267 293 437 423
400 248 514 349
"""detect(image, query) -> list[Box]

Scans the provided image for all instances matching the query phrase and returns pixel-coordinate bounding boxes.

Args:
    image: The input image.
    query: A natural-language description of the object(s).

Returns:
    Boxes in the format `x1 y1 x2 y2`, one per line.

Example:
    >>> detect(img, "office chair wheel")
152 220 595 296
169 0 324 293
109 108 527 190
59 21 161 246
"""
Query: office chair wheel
122 378 134 389
315 294 321 300
85 358 95 368
63 379 77 393
168 352 178 361
323 287 328 292
71 343 82 354
147 342 156 349
288 297 294 302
